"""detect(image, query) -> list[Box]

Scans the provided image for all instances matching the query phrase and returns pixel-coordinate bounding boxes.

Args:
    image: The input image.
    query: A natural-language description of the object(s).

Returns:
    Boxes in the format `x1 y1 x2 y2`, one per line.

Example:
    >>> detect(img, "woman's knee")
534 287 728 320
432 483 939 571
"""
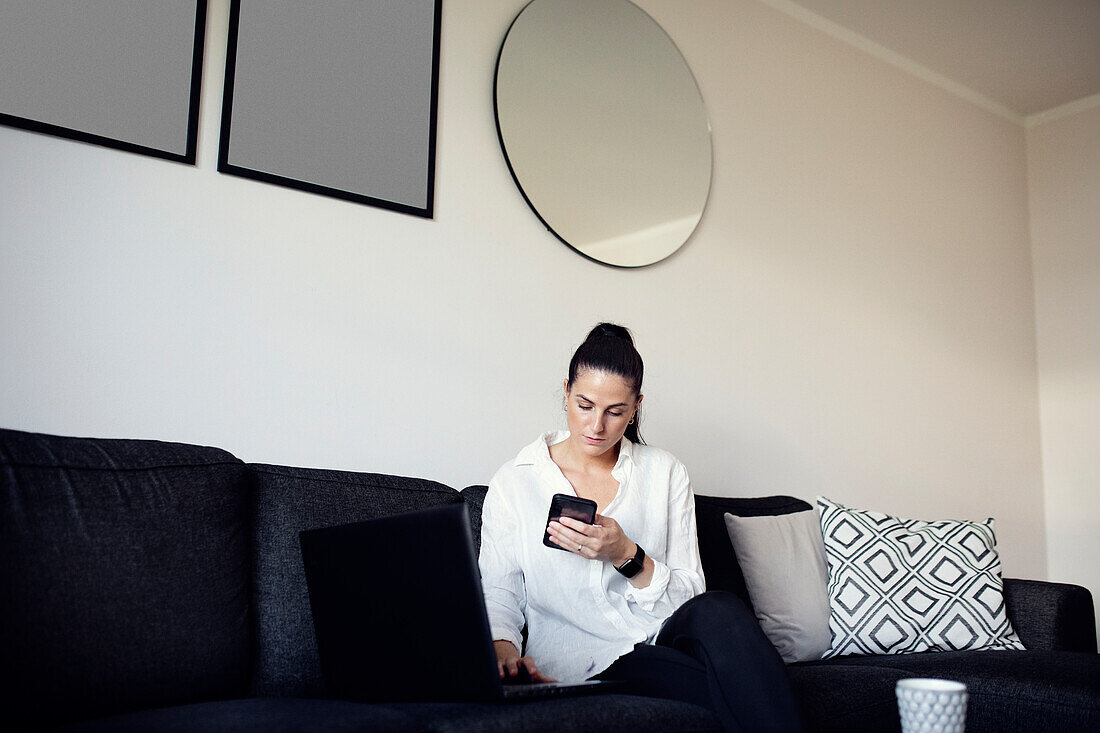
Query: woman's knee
682 590 754 616
658 591 761 644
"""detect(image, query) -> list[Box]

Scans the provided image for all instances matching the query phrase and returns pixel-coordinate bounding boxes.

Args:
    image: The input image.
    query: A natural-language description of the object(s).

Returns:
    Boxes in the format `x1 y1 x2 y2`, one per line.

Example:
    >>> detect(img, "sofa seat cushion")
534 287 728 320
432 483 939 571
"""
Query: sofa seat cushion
391 694 721 733
791 649 1100 733
249 464 463 697
55 696 720 733
50 698 430 732
0 429 251 729
787 663 911 733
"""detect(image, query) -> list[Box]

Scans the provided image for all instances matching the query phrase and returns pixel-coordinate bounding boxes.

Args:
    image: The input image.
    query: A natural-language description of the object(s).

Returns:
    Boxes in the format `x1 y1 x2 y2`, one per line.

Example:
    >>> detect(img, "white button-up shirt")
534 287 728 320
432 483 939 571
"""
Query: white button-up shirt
479 431 705 682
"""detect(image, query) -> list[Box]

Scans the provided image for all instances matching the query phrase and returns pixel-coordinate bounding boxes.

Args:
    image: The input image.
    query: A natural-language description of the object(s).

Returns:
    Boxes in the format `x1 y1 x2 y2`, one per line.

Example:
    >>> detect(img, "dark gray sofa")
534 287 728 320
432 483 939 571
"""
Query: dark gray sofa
1 428 719 733
2 428 1097 732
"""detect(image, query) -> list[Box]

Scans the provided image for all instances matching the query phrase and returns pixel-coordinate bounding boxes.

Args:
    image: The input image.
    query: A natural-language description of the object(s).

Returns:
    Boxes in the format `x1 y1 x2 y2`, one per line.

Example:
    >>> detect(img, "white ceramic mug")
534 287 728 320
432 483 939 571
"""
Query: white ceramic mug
895 678 968 733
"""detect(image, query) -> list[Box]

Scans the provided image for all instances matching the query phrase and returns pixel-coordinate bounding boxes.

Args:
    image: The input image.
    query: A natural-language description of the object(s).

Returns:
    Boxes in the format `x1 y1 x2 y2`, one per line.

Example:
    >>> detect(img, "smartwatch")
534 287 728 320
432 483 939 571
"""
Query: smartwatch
615 543 646 578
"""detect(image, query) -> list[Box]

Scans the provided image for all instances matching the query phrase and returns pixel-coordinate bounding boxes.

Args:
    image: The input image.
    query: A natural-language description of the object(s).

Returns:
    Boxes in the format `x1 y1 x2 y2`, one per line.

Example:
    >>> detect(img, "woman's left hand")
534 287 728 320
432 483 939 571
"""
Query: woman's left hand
547 514 635 566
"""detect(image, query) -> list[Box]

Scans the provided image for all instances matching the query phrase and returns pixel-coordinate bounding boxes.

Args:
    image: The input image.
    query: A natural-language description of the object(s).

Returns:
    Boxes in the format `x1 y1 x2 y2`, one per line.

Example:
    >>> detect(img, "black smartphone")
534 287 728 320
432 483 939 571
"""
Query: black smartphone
542 493 597 550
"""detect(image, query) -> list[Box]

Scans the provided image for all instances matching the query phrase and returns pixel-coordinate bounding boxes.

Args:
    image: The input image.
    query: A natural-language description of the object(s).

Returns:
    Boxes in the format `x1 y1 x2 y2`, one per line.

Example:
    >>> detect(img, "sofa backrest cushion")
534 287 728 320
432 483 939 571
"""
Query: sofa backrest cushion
249 463 462 697
0 428 250 728
693 494 813 605
460 484 488 557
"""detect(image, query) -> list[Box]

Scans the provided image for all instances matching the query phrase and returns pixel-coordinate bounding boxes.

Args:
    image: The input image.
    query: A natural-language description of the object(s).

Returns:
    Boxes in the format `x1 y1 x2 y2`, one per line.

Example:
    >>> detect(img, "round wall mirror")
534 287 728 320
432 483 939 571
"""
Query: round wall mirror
494 0 713 268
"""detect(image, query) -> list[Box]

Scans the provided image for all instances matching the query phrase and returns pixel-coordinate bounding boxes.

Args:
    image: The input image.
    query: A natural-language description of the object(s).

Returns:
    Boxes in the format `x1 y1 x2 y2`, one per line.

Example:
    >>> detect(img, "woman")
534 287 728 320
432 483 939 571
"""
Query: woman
479 324 801 732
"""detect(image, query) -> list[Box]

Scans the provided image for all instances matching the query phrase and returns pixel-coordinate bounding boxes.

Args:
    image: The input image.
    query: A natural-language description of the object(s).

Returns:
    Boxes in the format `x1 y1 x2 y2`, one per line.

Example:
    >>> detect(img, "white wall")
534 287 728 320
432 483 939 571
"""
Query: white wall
0 0 1047 578
1028 103 1100 623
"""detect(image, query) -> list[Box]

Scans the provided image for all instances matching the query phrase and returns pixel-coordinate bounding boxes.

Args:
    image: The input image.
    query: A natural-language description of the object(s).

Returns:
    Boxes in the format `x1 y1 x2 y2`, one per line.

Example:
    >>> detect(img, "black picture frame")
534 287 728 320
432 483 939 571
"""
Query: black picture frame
0 1 208 165
218 0 443 219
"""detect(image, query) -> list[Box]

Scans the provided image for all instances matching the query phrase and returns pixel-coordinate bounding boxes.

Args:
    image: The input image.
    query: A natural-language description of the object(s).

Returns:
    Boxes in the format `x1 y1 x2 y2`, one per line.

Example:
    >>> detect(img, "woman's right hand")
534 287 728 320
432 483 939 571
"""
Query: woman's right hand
493 640 556 682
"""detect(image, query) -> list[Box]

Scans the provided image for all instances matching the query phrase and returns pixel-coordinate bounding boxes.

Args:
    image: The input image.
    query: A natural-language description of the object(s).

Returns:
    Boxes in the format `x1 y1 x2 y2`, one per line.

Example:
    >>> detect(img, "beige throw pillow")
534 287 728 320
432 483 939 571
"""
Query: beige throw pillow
723 510 831 663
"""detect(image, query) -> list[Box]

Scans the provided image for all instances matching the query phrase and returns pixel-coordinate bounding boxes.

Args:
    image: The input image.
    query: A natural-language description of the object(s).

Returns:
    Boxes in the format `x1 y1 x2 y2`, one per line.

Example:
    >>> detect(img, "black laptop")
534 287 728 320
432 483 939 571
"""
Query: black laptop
299 502 618 702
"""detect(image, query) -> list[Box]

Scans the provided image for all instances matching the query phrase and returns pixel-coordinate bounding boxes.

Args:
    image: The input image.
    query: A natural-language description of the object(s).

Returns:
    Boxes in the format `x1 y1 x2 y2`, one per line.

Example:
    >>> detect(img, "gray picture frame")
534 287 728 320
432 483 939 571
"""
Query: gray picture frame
0 1 208 165
218 0 443 219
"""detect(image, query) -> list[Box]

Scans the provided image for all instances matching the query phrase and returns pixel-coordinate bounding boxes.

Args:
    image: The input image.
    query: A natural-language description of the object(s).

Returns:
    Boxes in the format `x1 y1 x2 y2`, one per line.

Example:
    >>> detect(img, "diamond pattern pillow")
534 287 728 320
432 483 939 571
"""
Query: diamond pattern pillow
817 497 1024 659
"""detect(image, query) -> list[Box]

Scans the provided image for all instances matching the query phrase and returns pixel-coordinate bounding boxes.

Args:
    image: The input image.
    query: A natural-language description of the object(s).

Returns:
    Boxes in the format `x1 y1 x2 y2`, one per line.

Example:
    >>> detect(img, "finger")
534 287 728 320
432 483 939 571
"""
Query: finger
522 659 557 683
548 525 590 556
548 520 583 544
560 517 611 548
550 519 589 544
552 519 607 551
556 516 593 533
547 532 570 550
550 532 587 555
595 515 622 533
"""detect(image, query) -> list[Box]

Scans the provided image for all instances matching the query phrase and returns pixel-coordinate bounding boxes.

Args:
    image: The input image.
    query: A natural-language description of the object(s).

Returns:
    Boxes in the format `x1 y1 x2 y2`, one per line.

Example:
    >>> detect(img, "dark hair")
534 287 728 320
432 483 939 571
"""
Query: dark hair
567 323 645 445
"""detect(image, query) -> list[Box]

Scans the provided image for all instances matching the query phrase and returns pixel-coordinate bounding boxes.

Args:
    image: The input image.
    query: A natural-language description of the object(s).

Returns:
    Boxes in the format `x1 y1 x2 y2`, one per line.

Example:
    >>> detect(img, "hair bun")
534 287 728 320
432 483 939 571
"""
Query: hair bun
590 322 633 342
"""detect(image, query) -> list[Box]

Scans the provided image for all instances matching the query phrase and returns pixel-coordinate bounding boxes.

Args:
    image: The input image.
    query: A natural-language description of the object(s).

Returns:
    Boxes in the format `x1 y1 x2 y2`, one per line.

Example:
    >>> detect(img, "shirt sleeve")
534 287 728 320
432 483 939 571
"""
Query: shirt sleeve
478 471 527 651
623 459 706 621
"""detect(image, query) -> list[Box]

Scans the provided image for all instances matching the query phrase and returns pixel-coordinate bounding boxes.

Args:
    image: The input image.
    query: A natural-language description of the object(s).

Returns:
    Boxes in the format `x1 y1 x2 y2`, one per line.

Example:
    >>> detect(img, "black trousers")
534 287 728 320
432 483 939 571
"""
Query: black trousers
597 591 802 733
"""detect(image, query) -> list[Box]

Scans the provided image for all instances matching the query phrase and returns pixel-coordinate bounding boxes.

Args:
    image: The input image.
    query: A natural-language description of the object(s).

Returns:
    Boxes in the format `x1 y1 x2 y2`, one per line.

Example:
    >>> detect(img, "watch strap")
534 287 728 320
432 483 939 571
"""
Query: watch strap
615 543 645 578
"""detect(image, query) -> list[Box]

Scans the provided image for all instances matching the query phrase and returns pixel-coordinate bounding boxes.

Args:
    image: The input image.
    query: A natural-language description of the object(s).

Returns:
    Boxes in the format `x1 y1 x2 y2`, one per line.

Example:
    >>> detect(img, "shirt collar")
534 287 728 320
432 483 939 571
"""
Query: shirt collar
611 434 634 482
513 431 635 474
514 431 564 467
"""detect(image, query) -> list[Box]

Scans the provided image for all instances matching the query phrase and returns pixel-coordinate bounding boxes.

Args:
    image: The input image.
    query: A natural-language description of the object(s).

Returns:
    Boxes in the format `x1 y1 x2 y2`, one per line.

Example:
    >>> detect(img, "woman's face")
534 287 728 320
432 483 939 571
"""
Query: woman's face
563 369 642 459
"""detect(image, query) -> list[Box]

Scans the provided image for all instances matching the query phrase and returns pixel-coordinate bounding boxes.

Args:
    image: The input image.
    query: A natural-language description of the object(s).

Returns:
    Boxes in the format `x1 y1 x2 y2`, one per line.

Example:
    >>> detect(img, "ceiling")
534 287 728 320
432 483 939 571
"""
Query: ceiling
780 0 1100 119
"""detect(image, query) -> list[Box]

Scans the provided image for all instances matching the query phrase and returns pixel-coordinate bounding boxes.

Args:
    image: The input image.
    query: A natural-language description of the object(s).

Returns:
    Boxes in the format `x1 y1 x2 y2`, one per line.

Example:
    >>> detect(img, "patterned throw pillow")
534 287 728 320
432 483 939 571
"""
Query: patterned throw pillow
817 497 1024 659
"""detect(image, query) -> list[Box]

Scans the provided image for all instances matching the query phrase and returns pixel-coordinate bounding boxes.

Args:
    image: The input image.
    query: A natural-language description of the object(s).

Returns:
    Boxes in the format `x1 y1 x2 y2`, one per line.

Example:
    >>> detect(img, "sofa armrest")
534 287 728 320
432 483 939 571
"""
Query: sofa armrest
1003 578 1097 653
